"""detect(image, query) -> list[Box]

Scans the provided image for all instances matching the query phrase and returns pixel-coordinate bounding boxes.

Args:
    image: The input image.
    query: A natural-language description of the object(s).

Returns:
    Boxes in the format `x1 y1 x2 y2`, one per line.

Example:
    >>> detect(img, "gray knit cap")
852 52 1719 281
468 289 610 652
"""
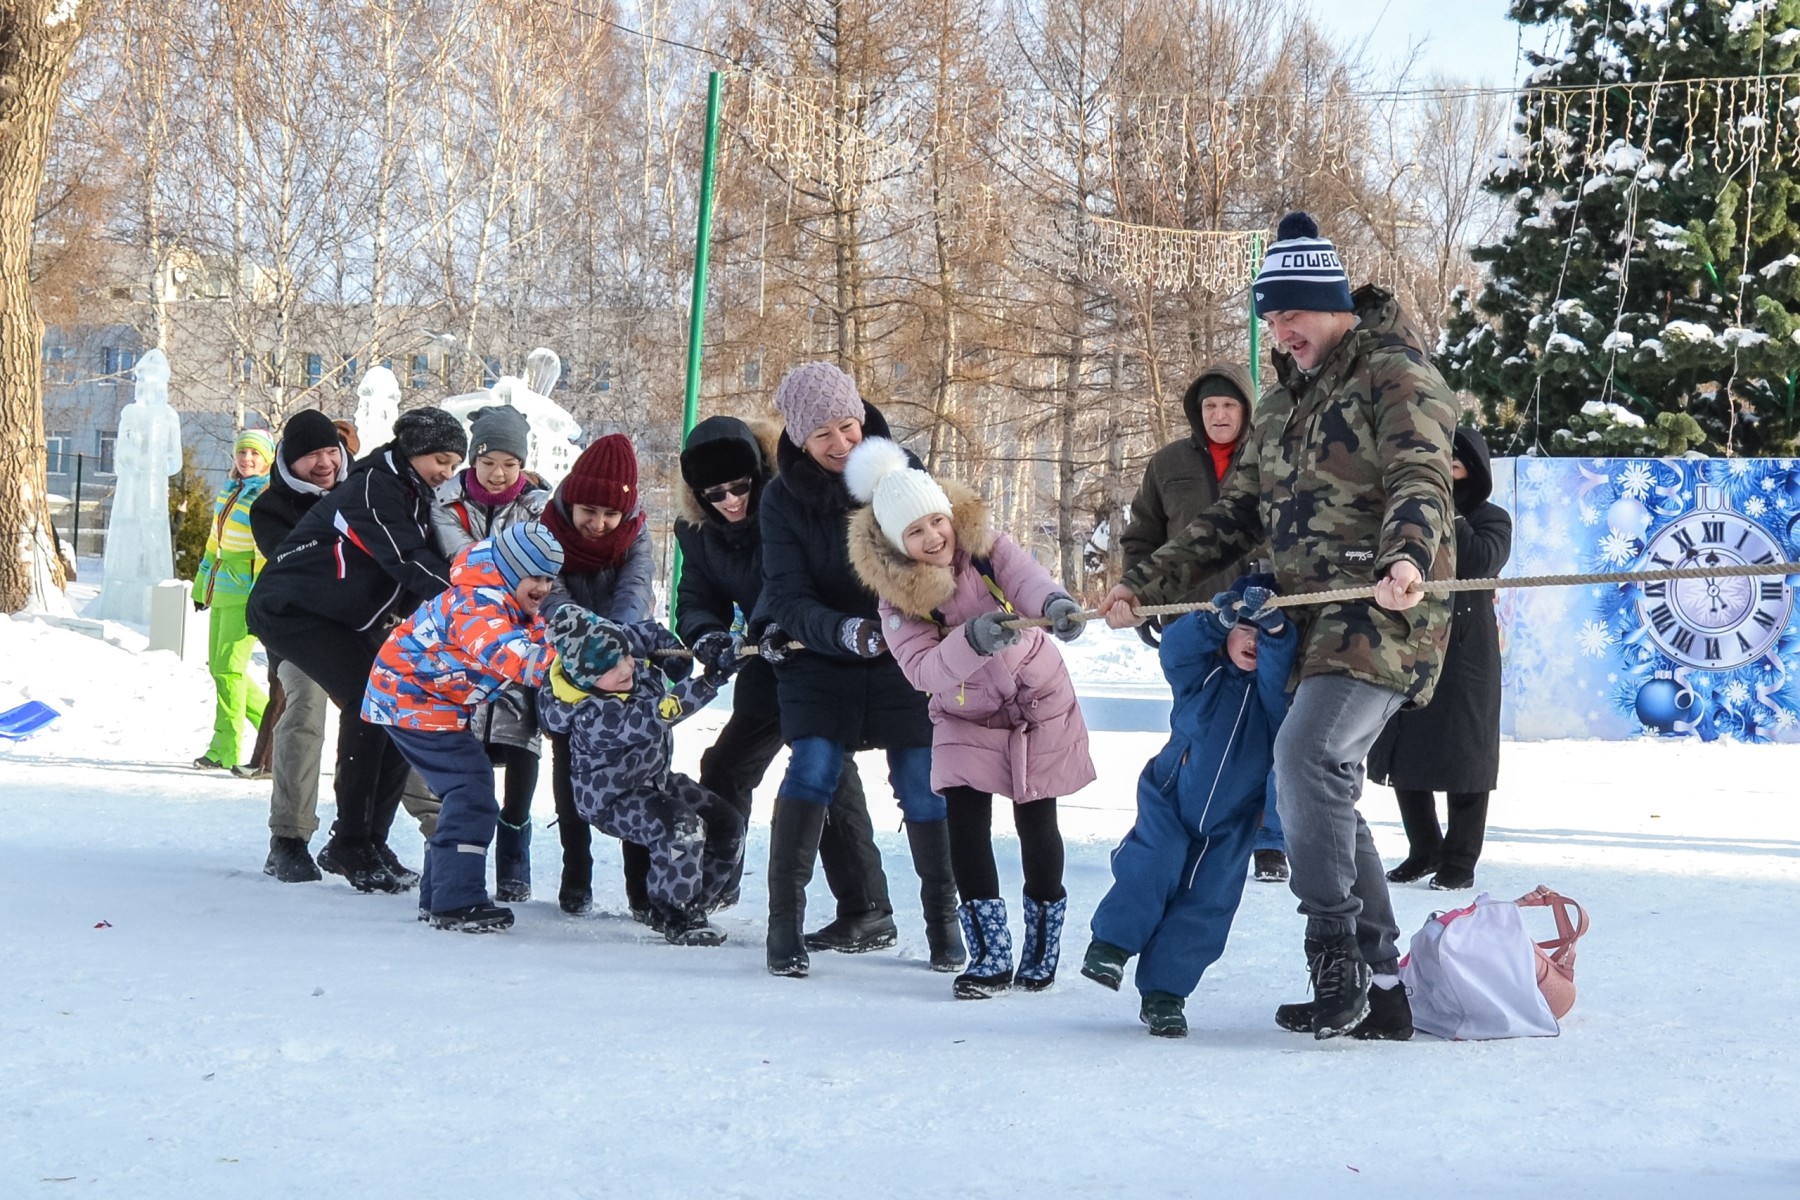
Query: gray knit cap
468 404 532 465
773 361 864 446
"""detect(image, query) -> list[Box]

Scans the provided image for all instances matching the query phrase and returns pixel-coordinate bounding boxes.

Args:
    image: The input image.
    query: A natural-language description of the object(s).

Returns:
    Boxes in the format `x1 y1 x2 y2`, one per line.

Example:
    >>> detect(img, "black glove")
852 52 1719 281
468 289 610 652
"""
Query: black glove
965 611 1022 657
193 599 208 613
691 631 741 675
1042 594 1085 643
838 617 885 659
1135 621 1161 650
1238 586 1287 636
758 625 798 666
1210 590 1243 633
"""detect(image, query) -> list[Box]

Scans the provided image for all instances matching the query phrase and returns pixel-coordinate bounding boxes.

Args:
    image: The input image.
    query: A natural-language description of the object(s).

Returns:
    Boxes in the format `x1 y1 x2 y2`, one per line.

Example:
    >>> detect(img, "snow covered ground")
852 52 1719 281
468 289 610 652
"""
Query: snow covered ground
3 611 1799 1198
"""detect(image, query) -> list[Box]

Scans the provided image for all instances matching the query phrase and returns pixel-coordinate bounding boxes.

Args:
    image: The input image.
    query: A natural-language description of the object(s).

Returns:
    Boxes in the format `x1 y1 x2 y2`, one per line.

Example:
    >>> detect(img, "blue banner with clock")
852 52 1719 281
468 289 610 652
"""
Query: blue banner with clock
1495 457 1800 743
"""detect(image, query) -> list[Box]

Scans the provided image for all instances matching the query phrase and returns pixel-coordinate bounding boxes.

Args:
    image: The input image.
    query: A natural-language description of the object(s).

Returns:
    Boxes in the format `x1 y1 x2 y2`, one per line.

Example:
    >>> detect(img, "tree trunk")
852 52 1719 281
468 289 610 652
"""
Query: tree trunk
0 2 85 612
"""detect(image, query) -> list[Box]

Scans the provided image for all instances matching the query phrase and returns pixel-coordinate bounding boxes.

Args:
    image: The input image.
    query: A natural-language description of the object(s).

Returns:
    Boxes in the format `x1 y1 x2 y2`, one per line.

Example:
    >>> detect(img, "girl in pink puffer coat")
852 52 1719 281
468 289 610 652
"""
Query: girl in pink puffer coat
846 438 1094 1000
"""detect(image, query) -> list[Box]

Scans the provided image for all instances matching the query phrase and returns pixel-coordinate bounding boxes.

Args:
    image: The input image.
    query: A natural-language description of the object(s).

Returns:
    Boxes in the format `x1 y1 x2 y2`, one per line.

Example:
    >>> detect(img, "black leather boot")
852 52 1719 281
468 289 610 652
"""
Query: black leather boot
810 768 897 950
905 818 965 972
766 799 828 977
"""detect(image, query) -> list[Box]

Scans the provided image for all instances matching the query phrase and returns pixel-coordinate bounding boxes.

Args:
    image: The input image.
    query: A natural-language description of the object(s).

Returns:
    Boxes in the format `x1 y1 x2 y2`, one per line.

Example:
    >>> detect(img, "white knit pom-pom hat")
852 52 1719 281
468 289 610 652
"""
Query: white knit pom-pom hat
844 437 953 551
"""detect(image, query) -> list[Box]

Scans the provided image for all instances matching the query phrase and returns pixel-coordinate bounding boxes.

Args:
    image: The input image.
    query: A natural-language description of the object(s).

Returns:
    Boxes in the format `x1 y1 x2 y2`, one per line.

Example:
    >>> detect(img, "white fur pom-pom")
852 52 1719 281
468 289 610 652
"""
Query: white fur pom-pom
843 437 909 505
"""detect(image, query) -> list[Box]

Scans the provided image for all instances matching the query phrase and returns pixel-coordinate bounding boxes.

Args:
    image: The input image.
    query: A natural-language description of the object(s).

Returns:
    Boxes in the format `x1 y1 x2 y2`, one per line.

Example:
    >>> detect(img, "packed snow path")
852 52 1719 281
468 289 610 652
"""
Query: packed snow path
2 617 1796 1197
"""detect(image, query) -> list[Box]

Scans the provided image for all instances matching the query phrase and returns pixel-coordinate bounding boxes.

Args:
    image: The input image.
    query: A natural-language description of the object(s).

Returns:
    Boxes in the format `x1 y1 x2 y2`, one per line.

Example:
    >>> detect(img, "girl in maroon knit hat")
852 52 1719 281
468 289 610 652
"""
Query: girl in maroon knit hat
539 432 660 917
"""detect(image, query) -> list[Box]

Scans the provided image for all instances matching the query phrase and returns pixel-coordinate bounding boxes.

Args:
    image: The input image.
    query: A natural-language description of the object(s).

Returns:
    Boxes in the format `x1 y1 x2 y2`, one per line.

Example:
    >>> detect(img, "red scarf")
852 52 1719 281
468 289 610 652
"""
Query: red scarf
543 494 645 575
1207 438 1237 481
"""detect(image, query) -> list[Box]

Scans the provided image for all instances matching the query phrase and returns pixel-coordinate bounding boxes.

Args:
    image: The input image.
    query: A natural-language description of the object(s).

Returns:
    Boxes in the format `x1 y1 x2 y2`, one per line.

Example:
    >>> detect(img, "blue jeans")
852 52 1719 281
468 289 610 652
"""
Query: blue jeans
781 737 945 823
386 725 498 914
1254 768 1286 853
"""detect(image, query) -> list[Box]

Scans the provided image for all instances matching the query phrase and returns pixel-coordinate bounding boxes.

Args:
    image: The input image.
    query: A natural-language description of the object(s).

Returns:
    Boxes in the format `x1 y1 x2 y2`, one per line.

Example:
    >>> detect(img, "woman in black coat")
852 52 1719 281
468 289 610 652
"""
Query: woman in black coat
674 416 893 941
248 408 466 894
753 363 963 978
1367 426 1512 891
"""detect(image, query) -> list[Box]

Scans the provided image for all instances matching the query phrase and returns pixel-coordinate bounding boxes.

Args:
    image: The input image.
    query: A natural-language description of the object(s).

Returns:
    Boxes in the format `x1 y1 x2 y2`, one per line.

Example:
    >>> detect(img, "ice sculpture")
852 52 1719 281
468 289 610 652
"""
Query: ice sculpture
96 348 184 624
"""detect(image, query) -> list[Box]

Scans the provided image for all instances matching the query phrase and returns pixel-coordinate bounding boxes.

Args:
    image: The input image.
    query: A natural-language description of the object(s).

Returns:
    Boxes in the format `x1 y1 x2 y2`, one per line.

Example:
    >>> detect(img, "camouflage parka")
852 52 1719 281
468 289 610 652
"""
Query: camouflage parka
1119 286 1459 707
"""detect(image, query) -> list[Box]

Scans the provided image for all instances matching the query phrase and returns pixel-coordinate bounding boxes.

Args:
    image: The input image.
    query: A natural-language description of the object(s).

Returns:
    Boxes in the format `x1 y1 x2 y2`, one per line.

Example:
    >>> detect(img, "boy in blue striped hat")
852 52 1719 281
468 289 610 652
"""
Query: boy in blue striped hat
363 521 564 932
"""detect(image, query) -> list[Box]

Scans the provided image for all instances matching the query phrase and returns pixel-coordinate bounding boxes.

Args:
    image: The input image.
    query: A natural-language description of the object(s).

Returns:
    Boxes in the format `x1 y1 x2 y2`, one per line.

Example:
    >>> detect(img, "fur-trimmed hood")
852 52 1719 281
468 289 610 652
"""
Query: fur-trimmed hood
849 480 995 619
675 414 783 530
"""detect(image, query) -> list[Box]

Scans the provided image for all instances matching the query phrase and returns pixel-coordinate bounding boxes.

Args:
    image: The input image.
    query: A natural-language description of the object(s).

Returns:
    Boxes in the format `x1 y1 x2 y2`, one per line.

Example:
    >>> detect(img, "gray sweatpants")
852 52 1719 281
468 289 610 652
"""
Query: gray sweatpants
269 658 328 840
1272 674 1407 973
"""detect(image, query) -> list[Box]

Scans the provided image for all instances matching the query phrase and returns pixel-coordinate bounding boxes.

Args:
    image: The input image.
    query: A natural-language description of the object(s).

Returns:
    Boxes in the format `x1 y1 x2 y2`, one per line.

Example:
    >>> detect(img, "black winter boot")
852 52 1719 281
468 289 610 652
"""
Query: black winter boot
905 818 965 971
374 842 420 891
766 799 828 977
264 836 321 883
318 839 402 894
1355 980 1415 1040
810 776 897 950
495 818 531 903
1386 789 1443 883
1080 939 1128 991
662 907 727 947
1140 991 1188 1038
429 902 514 933
1310 931 1372 1039
1432 791 1490 891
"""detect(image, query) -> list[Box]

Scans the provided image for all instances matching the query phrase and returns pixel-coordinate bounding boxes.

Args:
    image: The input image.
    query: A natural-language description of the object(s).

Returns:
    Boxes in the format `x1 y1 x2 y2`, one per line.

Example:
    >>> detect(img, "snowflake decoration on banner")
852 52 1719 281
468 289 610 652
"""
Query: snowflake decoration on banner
1577 620 1614 657
1597 530 1638 565
1747 496 1768 517
1618 461 1655 498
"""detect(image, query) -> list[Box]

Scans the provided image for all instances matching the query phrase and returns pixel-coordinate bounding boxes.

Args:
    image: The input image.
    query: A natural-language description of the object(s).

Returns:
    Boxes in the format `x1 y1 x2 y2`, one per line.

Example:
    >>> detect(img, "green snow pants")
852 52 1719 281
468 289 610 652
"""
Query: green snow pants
204 595 268 767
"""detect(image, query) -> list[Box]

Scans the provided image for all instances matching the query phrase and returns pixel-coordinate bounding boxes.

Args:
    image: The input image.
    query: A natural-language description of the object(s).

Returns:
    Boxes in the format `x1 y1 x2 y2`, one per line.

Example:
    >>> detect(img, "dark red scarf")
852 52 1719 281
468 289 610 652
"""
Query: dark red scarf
543 493 645 575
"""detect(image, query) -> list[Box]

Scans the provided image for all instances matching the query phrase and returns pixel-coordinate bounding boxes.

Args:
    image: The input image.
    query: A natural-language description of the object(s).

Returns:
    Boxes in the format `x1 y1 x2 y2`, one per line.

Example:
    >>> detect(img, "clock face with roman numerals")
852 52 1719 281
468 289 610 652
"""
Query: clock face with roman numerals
1636 507 1793 670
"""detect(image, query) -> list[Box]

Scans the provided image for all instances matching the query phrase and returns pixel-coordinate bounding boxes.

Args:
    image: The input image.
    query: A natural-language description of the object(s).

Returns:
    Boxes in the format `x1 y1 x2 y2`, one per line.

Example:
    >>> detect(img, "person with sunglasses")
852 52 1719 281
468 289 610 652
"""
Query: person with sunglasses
673 416 895 942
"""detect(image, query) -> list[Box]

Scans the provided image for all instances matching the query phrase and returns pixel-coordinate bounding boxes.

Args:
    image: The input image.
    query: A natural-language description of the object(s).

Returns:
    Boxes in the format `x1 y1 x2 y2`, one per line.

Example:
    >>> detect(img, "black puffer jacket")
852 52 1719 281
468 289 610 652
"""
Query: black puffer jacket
753 403 933 750
248 446 452 636
1367 426 1512 792
673 415 780 645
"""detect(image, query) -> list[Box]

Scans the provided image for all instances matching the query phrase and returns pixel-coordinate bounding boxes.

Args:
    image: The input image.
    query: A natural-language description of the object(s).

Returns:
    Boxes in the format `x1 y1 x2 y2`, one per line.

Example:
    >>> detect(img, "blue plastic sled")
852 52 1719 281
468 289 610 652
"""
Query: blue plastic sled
0 700 60 740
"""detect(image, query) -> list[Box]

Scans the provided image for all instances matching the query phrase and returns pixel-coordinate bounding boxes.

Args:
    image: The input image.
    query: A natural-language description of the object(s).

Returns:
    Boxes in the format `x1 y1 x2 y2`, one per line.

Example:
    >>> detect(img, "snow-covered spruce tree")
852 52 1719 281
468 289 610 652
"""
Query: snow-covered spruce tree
1443 0 1800 456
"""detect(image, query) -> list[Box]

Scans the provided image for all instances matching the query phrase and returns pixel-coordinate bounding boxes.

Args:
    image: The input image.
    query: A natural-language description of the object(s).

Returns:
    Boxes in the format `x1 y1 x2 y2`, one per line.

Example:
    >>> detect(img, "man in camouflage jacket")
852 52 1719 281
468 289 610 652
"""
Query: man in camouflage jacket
1100 212 1458 1042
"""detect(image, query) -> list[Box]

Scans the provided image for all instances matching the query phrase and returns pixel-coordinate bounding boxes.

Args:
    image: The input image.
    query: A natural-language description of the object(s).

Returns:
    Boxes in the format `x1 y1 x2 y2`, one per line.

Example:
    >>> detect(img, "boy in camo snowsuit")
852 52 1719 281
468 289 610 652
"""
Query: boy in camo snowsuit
537 607 746 945
1101 211 1458 1043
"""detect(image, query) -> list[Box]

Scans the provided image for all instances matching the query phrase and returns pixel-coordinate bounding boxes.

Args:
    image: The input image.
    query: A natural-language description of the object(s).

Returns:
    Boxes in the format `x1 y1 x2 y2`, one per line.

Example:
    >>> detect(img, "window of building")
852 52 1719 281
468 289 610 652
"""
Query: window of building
96 430 117 474
42 345 74 386
261 352 280 386
594 360 612 392
410 353 430 389
100 346 137 383
239 354 255 384
340 356 359 387
46 431 72 475
482 356 501 388
305 353 322 387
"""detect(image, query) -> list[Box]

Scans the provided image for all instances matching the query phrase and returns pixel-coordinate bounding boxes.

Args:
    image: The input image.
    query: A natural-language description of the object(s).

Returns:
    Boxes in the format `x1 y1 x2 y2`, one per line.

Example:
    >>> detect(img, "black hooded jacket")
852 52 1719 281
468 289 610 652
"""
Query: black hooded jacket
752 401 933 749
1367 426 1513 792
248 445 453 637
673 415 777 645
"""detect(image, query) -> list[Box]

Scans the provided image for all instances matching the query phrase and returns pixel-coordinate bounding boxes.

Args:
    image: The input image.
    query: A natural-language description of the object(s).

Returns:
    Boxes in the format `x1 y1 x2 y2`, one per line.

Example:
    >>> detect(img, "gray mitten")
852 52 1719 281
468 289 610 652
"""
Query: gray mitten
1043 594 1085 643
965 611 1023 657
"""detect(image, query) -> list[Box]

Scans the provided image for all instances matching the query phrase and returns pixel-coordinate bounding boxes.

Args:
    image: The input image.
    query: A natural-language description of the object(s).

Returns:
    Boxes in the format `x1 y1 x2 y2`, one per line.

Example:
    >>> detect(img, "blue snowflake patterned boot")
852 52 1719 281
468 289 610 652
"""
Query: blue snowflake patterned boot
1015 892 1066 992
952 899 1013 1000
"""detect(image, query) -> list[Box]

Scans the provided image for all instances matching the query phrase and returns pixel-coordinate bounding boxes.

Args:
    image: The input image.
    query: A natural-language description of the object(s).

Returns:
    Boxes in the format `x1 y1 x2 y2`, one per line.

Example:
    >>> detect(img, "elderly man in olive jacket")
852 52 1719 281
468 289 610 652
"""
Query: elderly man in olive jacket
1100 213 1457 1043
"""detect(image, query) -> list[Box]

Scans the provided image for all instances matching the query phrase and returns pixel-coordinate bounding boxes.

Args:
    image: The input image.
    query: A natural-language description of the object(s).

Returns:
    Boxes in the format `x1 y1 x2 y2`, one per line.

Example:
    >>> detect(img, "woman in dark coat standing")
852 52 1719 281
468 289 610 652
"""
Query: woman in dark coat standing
674 416 892 939
1367 425 1512 891
754 362 963 979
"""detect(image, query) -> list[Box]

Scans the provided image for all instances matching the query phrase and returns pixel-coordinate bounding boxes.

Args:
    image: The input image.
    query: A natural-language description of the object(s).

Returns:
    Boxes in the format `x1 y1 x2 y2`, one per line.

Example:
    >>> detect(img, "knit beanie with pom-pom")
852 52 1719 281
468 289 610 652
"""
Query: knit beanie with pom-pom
844 437 952 551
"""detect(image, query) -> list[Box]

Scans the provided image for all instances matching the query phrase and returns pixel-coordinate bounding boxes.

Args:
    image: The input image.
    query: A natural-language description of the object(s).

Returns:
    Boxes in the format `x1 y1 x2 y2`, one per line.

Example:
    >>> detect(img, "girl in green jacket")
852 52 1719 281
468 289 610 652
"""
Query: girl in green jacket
193 428 274 770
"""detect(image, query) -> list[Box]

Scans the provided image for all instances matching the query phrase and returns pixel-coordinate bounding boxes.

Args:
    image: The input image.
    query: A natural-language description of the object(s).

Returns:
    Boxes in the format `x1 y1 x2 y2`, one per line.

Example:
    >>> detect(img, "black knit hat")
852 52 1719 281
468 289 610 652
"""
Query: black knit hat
278 409 342 469
393 407 468 460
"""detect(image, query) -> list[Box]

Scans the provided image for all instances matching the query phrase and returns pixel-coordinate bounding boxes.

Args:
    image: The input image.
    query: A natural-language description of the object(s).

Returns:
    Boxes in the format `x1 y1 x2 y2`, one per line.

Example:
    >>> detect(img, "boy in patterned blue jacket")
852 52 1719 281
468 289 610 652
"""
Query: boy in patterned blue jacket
537 606 746 946
1078 575 1299 1037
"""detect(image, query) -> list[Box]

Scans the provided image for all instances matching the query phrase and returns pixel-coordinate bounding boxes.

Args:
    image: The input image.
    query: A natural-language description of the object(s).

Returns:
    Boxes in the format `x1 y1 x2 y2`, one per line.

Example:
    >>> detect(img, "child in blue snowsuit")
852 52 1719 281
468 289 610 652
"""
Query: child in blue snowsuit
1080 575 1298 1037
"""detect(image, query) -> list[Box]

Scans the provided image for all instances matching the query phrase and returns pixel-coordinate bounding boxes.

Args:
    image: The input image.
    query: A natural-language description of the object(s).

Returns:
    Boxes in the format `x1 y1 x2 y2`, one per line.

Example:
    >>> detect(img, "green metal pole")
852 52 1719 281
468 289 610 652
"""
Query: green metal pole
1248 232 1262 397
669 70 723 626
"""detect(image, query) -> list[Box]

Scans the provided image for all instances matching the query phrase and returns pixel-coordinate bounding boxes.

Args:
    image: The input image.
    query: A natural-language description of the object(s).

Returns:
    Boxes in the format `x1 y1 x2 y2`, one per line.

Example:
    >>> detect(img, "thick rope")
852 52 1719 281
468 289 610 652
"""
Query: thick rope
1005 558 1800 628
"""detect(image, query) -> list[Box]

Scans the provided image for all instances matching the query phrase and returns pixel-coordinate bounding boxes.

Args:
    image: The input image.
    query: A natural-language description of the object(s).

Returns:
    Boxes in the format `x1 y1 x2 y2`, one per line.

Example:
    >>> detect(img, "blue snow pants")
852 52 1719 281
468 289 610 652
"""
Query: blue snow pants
387 725 498 914
1089 757 1264 997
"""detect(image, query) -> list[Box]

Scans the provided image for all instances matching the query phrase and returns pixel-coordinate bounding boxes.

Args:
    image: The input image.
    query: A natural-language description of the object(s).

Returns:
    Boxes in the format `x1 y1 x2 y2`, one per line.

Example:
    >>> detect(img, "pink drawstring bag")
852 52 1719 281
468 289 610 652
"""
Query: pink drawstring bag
1398 887 1589 1040
1516 886 1589 1020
